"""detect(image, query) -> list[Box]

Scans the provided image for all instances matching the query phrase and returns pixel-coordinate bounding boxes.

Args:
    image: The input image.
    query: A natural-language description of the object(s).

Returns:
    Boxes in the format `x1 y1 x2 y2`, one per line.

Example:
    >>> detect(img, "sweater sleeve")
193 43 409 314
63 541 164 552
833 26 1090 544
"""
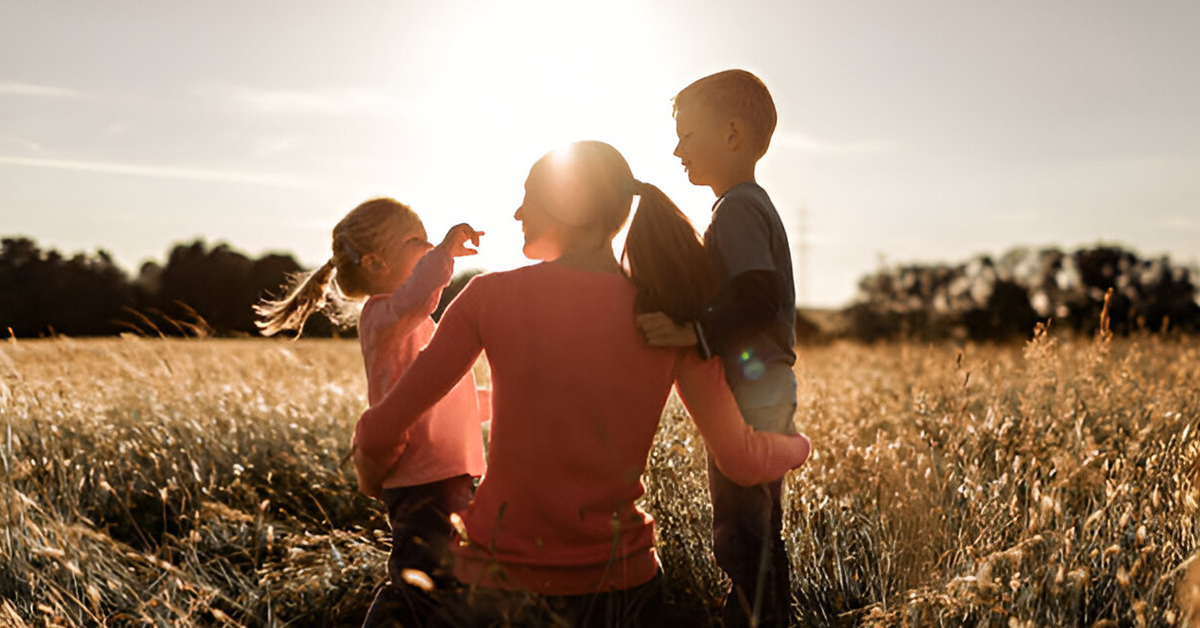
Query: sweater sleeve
353 275 486 496
362 245 454 337
703 269 788 355
673 351 810 486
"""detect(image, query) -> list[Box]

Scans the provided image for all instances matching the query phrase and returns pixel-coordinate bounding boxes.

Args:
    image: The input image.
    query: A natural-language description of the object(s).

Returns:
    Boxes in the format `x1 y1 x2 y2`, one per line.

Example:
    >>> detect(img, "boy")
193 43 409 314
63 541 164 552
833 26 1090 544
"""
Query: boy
637 69 797 628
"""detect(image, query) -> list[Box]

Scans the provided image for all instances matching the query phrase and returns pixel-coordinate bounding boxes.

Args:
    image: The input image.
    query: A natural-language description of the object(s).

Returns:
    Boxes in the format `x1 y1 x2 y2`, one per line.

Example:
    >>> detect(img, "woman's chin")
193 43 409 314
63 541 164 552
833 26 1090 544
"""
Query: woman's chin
522 241 558 262
521 244 545 261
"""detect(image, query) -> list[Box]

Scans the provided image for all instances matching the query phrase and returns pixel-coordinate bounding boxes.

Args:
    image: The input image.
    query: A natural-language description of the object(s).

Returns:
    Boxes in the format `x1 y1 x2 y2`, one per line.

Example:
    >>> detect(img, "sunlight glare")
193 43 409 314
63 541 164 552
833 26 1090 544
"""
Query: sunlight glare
377 0 698 273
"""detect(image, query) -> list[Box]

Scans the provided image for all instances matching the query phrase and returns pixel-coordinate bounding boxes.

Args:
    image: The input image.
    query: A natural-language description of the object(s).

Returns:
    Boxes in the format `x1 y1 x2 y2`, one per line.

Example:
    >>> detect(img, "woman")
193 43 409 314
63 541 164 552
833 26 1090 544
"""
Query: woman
354 140 811 626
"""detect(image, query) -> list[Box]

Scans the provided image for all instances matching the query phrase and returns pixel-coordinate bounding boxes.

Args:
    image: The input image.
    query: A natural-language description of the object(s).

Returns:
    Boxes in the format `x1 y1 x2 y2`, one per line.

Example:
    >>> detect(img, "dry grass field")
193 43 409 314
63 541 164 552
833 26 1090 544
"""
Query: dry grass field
1 332 1198 627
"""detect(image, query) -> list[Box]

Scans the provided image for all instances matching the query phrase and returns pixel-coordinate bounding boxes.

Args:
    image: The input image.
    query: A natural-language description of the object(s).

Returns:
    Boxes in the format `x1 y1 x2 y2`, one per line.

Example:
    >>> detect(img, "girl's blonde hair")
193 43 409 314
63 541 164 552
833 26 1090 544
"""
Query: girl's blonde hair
255 197 421 337
530 141 716 323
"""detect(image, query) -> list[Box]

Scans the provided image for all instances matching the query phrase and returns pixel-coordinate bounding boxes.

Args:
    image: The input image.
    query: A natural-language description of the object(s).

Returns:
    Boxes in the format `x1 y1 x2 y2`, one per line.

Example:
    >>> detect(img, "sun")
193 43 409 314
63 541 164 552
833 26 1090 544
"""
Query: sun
371 1 713 273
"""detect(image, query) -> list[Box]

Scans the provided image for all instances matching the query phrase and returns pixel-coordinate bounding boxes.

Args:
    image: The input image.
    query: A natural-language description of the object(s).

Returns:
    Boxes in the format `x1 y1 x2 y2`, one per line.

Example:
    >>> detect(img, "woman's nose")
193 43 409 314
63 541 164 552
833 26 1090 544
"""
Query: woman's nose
514 205 523 220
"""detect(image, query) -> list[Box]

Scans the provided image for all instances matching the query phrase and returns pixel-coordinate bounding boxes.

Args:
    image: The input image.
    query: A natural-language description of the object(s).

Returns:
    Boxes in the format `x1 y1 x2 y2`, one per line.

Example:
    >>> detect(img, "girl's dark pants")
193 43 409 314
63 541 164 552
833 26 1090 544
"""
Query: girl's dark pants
361 474 474 628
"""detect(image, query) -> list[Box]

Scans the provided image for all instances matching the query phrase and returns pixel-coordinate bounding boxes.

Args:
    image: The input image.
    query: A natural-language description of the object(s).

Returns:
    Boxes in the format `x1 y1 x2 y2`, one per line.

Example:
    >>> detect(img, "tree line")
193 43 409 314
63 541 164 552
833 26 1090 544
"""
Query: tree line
2 236 1196 341
846 244 1200 341
0 237 479 339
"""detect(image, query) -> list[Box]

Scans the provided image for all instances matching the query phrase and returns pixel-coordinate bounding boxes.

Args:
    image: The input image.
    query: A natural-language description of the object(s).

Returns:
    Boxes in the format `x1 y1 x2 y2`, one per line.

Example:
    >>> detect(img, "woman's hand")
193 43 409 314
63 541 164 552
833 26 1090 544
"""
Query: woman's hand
439 223 484 257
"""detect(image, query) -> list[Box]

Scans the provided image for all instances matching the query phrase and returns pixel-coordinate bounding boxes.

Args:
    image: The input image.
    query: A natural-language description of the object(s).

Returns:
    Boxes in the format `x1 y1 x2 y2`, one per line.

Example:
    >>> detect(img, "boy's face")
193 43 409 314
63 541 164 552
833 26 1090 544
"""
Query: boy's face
673 102 730 190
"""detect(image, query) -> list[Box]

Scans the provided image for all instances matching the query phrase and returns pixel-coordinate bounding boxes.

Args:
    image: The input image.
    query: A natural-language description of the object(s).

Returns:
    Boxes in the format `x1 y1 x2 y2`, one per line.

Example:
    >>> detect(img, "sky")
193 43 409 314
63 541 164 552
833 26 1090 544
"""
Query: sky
2 0 1198 307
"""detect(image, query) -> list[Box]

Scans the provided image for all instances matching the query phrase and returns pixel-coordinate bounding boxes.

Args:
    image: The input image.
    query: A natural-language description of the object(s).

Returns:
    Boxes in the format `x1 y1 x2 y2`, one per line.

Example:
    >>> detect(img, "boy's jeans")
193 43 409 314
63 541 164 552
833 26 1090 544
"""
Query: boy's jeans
709 396 797 628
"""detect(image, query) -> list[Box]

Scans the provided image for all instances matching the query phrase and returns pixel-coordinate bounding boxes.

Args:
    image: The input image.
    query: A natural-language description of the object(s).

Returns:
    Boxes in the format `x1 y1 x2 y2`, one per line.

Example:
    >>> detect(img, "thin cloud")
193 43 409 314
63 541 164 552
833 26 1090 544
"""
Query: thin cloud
0 154 316 188
1163 216 1200 230
193 84 400 117
0 81 89 99
774 132 898 155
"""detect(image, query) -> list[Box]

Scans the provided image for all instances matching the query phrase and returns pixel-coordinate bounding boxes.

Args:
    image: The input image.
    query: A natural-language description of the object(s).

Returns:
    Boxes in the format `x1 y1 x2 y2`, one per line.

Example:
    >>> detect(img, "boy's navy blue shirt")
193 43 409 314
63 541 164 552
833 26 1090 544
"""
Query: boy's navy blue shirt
703 181 797 403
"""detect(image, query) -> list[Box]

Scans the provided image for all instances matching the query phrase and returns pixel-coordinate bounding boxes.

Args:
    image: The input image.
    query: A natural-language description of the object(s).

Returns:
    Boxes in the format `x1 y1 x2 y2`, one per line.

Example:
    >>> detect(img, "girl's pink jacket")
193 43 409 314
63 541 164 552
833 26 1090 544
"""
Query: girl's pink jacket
353 246 486 497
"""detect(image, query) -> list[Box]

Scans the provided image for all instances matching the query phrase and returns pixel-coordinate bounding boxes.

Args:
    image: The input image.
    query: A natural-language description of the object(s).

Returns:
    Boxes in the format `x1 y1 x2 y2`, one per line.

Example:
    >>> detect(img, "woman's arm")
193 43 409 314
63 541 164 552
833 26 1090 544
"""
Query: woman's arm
674 352 811 486
353 276 487 496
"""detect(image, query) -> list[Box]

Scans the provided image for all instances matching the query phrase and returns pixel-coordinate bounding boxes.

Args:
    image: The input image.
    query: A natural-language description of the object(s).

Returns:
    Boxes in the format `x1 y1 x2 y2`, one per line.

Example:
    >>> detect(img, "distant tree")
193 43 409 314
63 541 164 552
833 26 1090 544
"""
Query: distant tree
433 269 484 322
845 244 1199 342
149 240 311 336
0 237 134 337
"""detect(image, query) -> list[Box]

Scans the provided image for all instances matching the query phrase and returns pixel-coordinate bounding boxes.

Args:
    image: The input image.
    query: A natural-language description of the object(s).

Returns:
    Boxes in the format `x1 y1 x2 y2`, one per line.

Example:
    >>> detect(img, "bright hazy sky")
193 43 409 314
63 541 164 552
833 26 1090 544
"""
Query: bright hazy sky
3 1 1197 307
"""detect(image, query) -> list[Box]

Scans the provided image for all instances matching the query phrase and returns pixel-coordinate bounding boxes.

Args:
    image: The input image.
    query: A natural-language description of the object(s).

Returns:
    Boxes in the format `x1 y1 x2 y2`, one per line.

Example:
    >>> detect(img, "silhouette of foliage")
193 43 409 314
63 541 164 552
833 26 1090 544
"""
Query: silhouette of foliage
0 237 133 337
433 269 484 322
846 244 1200 342
0 237 333 338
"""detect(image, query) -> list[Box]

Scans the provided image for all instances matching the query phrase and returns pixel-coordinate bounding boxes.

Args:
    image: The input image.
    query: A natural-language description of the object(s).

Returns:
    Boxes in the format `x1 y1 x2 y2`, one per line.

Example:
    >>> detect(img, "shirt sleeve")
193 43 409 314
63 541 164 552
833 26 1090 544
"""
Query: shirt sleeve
703 269 788 354
361 246 454 339
353 274 487 496
710 194 776 278
673 351 810 486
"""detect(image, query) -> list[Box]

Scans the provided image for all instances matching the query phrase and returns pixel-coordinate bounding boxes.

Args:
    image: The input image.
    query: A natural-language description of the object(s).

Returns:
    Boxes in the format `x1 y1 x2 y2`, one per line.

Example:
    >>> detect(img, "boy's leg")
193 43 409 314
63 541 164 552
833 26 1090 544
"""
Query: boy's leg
362 474 475 628
709 401 795 628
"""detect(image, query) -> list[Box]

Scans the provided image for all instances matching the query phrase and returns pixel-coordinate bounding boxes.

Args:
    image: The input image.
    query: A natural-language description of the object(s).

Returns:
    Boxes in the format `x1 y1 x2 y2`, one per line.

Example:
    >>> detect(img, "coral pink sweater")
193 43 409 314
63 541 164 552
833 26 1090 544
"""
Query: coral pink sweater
353 246 485 496
356 263 811 595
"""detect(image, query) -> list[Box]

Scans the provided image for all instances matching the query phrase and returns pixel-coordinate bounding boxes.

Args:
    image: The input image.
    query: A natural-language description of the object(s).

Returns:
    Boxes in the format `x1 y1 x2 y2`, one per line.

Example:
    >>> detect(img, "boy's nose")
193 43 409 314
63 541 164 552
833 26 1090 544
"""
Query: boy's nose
672 142 683 158
513 206 523 220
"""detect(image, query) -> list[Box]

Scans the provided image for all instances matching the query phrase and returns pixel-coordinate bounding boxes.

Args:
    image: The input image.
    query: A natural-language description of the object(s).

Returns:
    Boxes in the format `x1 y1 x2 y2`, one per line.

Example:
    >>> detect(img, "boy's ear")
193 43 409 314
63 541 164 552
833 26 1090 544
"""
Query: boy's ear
724 118 744 151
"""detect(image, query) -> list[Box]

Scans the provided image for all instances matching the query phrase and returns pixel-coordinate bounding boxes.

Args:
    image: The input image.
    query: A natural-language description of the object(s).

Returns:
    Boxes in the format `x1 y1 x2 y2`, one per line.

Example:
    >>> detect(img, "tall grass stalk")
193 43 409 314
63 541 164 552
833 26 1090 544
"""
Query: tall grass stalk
0 334 1197 626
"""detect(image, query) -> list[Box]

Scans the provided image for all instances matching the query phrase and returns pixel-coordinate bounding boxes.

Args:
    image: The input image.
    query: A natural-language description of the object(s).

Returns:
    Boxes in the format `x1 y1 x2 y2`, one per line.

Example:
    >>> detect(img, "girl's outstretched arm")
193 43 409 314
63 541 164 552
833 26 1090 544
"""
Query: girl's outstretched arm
674 352 811 486
368 224 481 332
353 275 486 495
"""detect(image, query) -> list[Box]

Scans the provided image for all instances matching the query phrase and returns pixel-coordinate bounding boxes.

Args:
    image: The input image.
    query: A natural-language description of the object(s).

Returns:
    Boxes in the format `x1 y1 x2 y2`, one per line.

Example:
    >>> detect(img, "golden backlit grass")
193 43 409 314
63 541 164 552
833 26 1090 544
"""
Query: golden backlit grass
1 333 1198 627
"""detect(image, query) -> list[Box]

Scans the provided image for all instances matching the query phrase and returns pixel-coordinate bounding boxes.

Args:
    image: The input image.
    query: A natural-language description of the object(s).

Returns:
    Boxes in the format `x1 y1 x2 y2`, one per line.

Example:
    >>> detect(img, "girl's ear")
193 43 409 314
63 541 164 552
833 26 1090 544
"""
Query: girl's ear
361 253 386 275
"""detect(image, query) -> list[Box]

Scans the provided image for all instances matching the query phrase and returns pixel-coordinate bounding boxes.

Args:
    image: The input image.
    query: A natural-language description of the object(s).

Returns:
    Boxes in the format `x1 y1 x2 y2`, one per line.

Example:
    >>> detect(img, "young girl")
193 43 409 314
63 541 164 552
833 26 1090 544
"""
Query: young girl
356 142 811 626
255 197 487 627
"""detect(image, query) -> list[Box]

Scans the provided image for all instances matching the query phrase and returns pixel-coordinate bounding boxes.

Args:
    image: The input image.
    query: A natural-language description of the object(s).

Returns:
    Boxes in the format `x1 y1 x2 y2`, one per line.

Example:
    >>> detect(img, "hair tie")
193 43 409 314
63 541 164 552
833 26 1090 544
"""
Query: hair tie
629 179 645 196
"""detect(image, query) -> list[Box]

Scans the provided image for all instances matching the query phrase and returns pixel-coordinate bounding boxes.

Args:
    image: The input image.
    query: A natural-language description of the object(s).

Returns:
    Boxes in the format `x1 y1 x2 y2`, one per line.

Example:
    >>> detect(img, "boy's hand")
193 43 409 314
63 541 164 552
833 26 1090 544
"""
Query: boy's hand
636 312 698 348
439 223 484 257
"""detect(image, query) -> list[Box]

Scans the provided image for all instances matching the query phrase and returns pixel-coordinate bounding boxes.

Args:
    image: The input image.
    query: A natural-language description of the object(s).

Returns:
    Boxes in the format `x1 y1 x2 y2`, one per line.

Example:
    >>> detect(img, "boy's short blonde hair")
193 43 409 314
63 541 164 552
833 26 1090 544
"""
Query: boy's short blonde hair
673 69 778 159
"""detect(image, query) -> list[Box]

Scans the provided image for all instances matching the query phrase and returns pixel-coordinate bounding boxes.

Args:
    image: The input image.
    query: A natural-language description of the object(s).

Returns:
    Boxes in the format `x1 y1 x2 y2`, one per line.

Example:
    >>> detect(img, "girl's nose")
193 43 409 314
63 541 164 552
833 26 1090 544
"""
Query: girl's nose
514 205 523 221
672 141 683 158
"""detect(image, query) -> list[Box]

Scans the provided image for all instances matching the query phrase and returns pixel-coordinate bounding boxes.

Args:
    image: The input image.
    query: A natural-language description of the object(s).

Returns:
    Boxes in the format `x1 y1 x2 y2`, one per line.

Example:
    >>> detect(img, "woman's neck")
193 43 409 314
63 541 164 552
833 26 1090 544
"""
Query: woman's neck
551 240 621 274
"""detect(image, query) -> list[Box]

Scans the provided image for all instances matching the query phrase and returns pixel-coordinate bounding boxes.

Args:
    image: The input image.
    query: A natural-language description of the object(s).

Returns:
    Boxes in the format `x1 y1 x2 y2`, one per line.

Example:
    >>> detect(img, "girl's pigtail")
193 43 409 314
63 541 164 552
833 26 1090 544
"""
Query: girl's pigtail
254 260 338 337
622 182 717 323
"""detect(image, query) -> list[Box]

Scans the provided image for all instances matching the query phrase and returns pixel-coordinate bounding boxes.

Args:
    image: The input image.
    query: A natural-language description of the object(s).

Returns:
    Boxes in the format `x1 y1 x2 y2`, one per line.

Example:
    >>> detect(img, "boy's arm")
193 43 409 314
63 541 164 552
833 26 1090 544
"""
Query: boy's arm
703 193 790 353
704 269 788 353
353 276 486 496
636 269 785 356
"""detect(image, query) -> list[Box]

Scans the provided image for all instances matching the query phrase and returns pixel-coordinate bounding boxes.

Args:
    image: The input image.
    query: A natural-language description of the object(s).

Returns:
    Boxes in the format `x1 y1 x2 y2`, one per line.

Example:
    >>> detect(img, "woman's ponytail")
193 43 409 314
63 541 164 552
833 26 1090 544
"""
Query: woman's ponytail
622 183 716 323
254 260 339 337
